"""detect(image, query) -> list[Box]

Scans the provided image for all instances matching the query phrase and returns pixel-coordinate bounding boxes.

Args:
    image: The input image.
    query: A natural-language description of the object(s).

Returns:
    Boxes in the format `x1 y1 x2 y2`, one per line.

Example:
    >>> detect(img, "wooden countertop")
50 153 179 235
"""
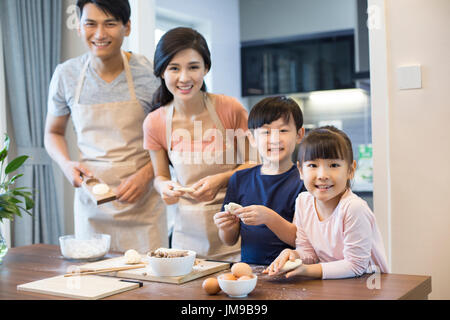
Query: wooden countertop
0 244 431 300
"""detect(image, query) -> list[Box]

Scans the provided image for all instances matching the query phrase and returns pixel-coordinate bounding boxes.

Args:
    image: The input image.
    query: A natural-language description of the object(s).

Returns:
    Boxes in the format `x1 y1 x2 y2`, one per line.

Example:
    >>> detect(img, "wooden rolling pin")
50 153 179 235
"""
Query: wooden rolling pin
64 264 147 277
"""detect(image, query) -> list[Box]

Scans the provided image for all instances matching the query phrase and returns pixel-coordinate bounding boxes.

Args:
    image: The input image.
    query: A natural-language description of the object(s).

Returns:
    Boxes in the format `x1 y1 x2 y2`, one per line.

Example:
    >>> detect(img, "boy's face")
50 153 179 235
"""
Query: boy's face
251 116 304 168
78 3 130 61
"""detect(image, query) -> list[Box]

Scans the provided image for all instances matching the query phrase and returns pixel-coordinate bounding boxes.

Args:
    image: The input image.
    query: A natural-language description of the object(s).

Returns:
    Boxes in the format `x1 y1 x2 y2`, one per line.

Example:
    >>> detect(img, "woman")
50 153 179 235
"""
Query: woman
143 27 256 261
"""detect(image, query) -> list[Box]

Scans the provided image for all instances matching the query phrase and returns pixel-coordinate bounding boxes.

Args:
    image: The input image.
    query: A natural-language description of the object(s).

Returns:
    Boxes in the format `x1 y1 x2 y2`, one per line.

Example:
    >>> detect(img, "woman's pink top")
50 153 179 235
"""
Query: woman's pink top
293 189 389 279
143 94 249 151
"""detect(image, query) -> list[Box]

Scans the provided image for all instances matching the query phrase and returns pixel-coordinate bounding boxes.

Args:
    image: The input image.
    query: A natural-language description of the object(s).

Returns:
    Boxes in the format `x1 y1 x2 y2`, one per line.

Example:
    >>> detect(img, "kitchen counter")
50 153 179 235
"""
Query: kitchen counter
0 244 431 300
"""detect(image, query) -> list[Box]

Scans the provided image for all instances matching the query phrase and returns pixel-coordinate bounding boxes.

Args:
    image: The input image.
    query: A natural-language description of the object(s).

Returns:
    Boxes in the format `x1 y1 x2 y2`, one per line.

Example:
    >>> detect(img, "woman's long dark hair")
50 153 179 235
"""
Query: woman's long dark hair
151 27 211 112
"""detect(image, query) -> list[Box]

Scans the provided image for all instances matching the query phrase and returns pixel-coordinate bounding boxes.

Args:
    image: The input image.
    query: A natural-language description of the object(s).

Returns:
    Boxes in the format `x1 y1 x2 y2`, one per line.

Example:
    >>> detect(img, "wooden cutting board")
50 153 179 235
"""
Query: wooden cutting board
17 275 140 300
79 255 230 284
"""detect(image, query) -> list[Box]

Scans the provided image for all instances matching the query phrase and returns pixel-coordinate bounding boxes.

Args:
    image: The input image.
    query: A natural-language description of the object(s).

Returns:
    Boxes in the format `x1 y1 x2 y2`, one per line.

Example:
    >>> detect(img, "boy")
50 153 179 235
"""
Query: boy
213 96 306 265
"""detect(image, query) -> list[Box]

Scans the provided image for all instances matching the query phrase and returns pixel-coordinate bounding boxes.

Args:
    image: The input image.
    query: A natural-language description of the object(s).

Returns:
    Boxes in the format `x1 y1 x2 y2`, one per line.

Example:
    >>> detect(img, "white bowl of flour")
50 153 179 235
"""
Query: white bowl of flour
59 234 110 262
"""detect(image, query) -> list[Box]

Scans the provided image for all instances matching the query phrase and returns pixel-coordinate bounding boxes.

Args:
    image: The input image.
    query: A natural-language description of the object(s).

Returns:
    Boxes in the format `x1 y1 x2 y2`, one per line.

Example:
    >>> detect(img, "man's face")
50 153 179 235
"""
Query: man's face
78 3 130 60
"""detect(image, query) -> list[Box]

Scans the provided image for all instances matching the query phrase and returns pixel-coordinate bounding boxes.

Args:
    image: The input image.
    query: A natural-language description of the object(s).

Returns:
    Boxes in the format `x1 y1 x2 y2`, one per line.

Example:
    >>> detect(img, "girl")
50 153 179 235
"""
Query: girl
143 27 255 260
264 126 388 279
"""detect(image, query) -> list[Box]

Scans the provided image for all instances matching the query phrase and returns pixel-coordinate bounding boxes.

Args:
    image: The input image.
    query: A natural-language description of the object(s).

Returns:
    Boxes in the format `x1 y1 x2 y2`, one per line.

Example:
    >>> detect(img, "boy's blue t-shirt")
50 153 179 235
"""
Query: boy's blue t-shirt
221 164 306 265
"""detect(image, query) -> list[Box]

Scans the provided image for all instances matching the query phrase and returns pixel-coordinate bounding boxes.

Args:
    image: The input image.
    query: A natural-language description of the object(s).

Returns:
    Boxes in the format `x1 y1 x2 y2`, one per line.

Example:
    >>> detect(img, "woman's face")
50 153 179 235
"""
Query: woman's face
162 48 209 102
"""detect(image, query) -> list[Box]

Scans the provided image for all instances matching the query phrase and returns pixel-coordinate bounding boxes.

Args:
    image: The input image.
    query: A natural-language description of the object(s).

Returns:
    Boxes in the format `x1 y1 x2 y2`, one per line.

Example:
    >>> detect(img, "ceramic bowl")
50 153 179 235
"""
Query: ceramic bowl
147 249 196 277
59 234 110 262
217 274 257 298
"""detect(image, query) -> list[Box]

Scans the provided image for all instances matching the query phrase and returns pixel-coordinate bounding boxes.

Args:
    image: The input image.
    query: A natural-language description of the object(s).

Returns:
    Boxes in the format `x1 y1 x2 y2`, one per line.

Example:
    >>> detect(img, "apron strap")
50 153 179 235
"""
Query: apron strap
74 51 137 105
74 58 90 105
203 93 226 135
121 51 138 101
166 104 175 151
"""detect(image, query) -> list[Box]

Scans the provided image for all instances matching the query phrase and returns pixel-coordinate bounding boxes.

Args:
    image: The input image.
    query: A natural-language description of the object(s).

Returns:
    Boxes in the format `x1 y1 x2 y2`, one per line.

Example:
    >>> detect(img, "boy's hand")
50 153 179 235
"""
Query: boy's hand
214 211 239 231
263 249 300 276
234 205 276 226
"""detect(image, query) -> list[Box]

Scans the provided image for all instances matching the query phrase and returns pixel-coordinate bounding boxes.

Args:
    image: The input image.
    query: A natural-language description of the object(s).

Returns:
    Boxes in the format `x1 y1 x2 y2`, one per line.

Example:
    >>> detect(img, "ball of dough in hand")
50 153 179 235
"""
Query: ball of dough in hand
92 183 110 195
224 202 242 215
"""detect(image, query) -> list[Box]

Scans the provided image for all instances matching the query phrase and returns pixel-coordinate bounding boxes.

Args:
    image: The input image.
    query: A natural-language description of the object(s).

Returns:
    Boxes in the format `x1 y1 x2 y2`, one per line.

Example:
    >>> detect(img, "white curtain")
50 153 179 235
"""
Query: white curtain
0 15 11 248
0 0 63 246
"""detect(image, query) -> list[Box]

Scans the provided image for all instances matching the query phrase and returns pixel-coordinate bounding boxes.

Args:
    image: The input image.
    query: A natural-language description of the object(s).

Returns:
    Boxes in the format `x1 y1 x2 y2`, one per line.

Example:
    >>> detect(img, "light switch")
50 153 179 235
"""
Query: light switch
397 65 422 90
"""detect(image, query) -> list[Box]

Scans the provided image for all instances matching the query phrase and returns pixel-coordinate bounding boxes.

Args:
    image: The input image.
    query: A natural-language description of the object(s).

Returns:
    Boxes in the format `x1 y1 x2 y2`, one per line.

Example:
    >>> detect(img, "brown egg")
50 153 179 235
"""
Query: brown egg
202 277 221 295
238 275 253 281
231 262 253 278
221 273 237 281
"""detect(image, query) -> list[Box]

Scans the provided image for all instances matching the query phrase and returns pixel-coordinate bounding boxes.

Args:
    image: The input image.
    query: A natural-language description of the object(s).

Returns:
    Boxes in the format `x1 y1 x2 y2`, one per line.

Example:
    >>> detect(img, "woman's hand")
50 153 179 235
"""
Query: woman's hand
157 179 184 205
263 249 300 276
214 210 239 231
190 172 228 202
62 161 93 188
234 205 276 226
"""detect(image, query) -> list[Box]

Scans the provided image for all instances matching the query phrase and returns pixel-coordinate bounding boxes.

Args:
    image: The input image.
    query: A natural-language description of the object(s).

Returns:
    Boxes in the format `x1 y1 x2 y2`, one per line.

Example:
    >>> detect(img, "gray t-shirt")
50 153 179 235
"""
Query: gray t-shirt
48 52 160 116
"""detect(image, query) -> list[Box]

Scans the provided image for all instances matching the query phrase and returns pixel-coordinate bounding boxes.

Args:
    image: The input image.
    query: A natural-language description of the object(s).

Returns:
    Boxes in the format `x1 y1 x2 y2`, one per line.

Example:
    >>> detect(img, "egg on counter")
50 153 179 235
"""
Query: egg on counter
231 262 253 278
202 277 221 295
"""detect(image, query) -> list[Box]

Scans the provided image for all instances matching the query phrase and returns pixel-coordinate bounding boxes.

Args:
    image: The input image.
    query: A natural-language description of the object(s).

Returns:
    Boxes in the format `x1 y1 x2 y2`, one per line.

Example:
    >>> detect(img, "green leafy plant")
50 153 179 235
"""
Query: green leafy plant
0 134 34 222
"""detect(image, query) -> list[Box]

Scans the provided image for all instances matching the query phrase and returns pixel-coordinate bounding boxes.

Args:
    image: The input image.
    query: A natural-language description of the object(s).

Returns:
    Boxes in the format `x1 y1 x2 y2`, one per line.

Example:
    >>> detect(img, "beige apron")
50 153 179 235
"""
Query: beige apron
71 51 168 253
167 94 241 261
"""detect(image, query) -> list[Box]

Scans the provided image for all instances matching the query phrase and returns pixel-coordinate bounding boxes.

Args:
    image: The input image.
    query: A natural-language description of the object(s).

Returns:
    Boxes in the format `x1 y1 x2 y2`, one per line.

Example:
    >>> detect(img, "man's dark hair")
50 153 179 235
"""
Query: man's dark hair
77 0 131 25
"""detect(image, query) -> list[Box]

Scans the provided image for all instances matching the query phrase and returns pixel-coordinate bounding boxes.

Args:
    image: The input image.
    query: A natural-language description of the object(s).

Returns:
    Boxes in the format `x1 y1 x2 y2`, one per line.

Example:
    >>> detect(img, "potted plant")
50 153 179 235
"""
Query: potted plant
0 134 34 264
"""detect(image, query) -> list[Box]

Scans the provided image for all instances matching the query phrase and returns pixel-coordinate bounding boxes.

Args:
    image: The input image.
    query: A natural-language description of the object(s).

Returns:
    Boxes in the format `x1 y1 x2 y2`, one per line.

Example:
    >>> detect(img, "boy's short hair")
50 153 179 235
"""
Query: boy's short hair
248 96 303 131
77 0 131 25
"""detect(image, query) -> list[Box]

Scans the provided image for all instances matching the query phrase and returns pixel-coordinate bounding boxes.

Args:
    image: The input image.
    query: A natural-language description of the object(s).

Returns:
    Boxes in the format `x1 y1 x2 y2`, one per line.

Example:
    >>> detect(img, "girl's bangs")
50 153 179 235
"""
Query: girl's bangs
299 133 349 163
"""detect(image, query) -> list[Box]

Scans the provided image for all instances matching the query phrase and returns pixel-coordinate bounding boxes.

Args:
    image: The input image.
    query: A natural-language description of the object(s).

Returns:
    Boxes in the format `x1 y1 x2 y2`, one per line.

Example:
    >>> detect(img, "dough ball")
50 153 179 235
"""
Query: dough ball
224 202 242 215
231 262 253 278
92 183 110 195
173 186 196 193
280 259 302 272
124 249 141 264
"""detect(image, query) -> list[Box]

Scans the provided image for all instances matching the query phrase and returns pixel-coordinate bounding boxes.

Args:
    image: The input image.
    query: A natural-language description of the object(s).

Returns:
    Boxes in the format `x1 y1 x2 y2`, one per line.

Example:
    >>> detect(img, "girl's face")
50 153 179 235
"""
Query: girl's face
162 48 209 102
299 158 356 206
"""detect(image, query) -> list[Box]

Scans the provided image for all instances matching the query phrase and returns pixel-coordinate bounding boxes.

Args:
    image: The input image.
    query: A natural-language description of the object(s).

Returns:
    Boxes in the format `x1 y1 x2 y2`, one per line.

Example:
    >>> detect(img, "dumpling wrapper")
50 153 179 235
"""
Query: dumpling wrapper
280 259 302 272
173 186 196 193
224 202 243 215
92 183 110 195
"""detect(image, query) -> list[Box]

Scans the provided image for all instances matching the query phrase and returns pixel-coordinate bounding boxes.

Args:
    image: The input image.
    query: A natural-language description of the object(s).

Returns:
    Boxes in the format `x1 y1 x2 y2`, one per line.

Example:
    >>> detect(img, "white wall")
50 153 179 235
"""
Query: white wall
370 0 450 299
240 0 356 42
155 0 242 101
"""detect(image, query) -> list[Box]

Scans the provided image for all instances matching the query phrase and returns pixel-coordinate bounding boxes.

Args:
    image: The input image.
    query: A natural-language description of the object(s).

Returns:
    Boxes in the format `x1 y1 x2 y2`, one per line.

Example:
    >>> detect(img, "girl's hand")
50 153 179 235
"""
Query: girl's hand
263 249 300 276
214 211 239 231
158 180 183 205
191 172 227 202
234 205 275 226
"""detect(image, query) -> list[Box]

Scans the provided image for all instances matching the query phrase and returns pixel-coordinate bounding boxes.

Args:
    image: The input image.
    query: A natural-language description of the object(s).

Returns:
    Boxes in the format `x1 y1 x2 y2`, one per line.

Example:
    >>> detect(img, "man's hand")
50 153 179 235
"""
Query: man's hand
115 164 154 203
62 161 93 188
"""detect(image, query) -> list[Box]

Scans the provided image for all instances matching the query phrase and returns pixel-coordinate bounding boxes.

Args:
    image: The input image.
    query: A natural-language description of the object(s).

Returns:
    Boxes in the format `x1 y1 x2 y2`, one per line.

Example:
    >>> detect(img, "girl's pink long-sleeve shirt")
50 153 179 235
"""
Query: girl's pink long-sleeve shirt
293 189 389 279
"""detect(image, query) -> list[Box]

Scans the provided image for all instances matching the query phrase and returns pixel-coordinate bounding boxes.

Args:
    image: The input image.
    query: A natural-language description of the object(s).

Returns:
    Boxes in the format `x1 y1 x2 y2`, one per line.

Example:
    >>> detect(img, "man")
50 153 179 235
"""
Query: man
44 0 167 253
